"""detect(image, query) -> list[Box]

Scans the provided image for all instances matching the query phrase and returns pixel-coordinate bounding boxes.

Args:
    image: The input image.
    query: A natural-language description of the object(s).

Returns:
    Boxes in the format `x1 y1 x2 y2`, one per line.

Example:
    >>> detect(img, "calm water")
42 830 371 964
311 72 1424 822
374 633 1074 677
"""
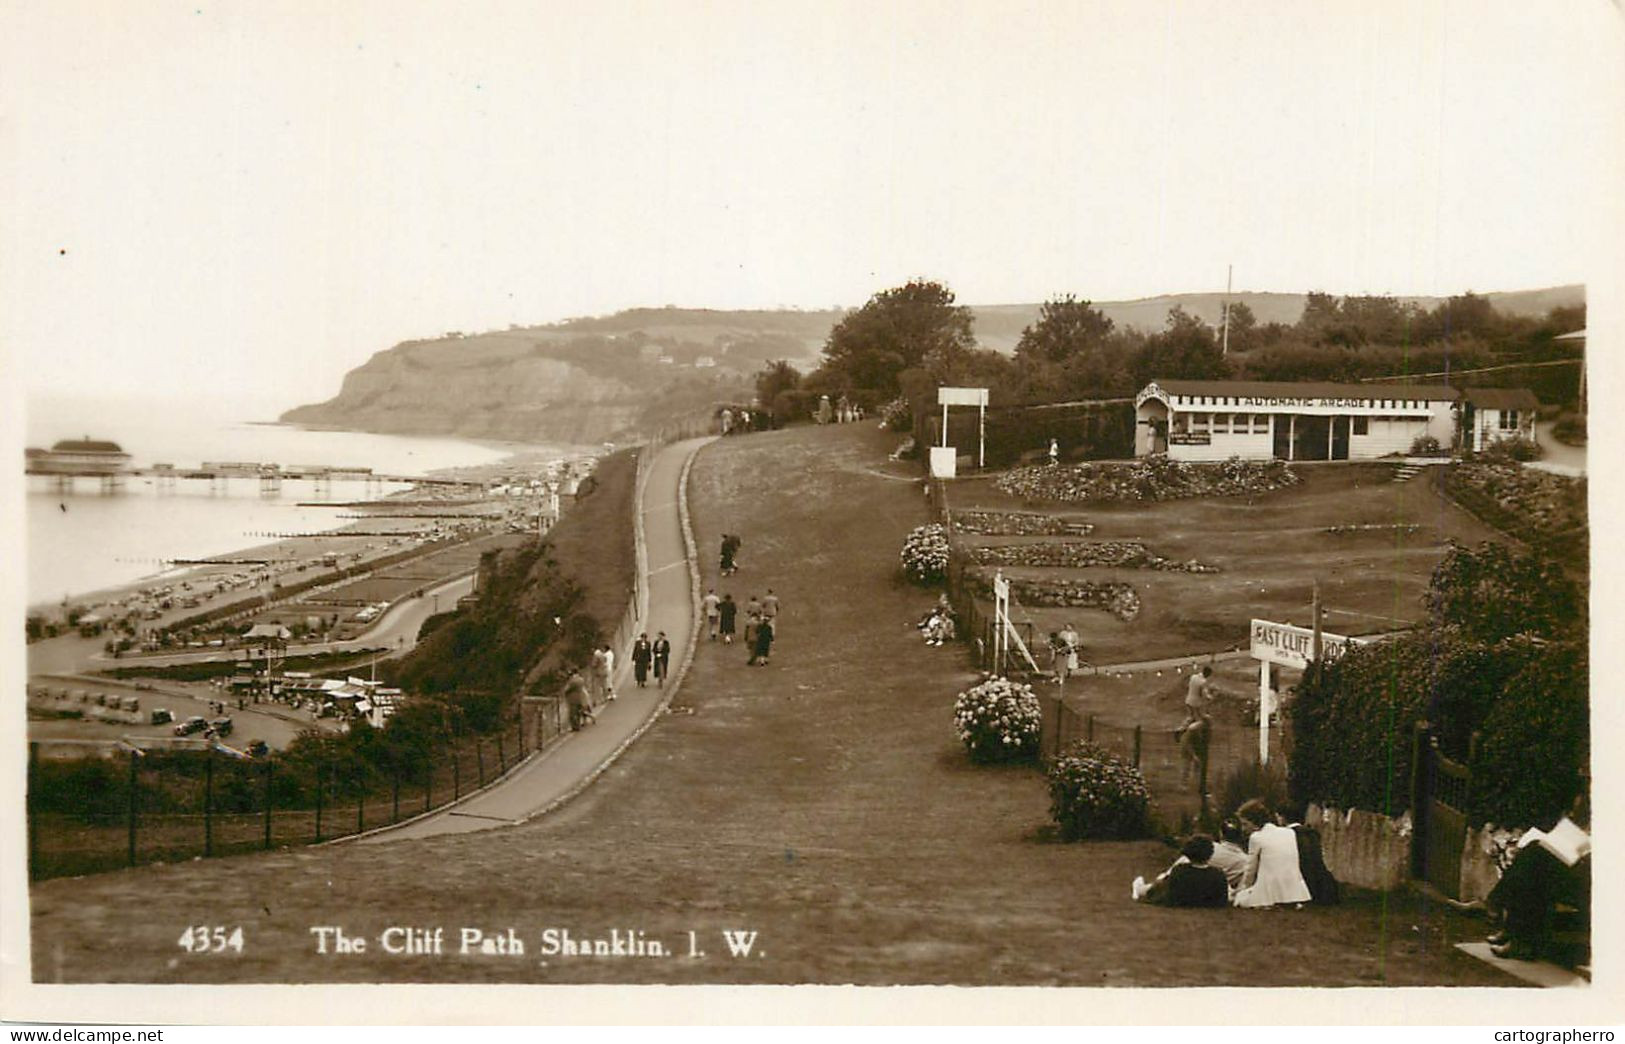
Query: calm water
24 395 553 606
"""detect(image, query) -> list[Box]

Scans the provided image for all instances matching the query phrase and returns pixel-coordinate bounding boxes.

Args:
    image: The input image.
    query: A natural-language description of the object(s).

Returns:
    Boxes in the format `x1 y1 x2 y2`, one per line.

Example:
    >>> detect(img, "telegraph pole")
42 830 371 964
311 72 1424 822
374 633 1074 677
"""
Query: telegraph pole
1221 264 1233 356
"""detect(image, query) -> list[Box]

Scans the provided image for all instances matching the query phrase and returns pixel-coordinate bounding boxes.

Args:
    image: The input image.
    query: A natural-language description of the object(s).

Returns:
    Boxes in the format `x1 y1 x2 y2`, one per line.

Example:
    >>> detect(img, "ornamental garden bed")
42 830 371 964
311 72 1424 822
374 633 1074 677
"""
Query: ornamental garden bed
969 540 1218 573
952 509 1094 536
993 456 1299 504
967 569 1142 621
1443 463 1586 565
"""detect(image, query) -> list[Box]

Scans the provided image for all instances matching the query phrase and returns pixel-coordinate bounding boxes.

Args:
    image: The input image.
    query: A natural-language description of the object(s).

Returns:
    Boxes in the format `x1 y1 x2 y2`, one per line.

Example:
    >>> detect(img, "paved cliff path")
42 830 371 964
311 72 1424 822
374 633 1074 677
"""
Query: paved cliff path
358 436 708 842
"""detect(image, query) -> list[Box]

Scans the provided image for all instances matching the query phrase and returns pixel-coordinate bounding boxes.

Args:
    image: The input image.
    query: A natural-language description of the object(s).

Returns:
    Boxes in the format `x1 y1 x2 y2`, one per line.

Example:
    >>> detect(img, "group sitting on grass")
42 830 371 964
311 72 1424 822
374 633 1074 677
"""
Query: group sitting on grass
918 594 957 646
1132 800 1340 909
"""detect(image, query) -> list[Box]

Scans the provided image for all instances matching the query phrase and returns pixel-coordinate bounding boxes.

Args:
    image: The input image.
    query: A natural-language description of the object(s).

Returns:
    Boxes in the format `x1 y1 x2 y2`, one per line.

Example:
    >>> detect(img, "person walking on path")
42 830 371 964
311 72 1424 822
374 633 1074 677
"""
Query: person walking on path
703 588 721 641
718 593 738 645
761 588 780 637
743 593 763 648
720 534 741 576
594 643 617 703
652 631 672 687
588 646 608 705
748 618 775 667
563 667 594 731
631 633 653 688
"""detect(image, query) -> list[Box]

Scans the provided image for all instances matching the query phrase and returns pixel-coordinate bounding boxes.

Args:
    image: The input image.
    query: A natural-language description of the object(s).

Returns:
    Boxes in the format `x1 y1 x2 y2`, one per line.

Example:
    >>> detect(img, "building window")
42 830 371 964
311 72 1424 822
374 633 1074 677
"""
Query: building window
1252 414 1269 433
1499 409 1520 430
1352 416 1369 436
1191 413 1210 433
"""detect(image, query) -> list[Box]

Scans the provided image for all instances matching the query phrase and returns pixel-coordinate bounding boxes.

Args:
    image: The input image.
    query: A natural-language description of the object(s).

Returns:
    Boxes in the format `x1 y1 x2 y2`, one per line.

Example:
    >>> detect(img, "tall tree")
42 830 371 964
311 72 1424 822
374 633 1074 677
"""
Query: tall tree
1129 307 1230 387
820 280 976 396
753 359 801 407
1013 295 1115 365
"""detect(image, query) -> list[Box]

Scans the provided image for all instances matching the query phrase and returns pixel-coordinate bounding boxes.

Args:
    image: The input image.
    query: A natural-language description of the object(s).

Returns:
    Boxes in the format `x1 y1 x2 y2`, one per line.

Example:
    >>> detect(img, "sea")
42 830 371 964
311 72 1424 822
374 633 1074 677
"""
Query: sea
22 394 560 609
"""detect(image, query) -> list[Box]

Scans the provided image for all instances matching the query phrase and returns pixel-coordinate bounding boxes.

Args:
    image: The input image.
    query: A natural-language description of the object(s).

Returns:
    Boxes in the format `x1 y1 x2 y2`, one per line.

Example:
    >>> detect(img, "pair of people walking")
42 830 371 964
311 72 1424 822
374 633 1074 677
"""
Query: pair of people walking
703 589 741 644
630 631 673 688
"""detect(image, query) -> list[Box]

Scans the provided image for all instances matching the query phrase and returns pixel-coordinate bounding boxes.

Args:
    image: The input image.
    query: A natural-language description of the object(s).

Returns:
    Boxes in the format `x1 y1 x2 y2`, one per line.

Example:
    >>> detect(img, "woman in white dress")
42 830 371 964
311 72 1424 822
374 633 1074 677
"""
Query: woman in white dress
1232 809 1312 908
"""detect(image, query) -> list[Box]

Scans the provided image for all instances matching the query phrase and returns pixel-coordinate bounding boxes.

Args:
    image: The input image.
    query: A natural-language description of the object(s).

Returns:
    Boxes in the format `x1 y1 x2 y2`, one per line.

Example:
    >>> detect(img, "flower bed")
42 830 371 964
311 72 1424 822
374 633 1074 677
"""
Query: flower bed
993 455 1299 503
1445 462 1586 561
900 523 951 585
1047 741 1152 840
968 571 1141 621
952 510 1094 536
970 540 1217 573
953 676 1043 763
1324 523 1422 536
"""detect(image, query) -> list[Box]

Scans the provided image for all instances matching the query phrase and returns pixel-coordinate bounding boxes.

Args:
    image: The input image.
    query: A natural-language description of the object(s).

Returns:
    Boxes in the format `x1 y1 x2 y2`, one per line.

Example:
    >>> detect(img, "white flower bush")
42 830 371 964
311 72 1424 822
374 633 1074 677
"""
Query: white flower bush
900 523 951 585
1047 741 1152 840
953 676 1042 763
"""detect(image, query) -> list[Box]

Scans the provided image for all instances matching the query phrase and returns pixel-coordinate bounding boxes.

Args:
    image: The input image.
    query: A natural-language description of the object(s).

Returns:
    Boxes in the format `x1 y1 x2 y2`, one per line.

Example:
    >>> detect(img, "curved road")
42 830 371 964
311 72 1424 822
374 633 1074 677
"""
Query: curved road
358 437 708 842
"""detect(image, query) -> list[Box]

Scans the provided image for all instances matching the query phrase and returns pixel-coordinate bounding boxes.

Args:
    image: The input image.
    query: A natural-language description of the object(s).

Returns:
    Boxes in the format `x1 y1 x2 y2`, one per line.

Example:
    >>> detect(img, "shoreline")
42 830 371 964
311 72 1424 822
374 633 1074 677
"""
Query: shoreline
25 435 600 621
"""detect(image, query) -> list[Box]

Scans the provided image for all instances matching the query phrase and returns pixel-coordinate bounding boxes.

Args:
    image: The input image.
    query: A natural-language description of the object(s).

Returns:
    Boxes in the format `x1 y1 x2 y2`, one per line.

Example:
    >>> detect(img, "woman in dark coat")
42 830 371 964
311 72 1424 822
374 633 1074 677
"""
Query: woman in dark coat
630 633 653 688
718 594 738 645
1292 823 1340 905
748 618 774 666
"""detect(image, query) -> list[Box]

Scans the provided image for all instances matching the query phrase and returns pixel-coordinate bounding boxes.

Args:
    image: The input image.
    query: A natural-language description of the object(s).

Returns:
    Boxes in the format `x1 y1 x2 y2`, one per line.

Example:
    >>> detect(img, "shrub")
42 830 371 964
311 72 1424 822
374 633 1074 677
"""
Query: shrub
1468 640 1588 828
1551 412 1586 445
1479 436 1542 463
1212 757 1293 824
1047 741 1152 840
877 396 913 431
900 523 951 585
952 676 1042 763
1408 434 1446 457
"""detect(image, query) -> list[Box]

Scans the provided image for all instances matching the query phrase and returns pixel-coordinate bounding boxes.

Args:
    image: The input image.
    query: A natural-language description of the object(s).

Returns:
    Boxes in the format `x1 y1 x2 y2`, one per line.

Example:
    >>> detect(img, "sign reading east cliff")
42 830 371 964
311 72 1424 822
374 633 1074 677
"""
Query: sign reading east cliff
1249 619 1365 670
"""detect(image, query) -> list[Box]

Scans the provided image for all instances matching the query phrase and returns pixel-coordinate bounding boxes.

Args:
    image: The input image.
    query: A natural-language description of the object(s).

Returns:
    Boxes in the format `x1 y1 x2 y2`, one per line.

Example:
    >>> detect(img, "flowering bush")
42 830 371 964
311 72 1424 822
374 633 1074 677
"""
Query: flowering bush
878 396 913 431
1047 741 1152 840
953 676 1042 763
900 523 951 585
993 455 1298 504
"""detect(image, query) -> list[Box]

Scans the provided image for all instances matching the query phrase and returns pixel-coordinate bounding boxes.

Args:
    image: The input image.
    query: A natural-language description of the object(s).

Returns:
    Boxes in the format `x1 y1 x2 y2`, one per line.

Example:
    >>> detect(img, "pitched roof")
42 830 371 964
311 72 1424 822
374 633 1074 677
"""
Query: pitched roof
1150 379 1459 402
50 439 127 453
1463 387 1540 410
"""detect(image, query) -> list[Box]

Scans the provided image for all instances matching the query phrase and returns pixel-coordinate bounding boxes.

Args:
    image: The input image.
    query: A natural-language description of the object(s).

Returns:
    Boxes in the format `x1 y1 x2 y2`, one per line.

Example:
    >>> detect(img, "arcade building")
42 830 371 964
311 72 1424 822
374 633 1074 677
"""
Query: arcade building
1134 379 1463 462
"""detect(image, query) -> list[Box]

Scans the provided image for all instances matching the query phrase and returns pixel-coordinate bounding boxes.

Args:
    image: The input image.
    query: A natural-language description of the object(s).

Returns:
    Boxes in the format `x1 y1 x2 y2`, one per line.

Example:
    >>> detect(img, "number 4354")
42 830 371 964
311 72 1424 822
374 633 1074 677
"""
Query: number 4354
177 926 244 954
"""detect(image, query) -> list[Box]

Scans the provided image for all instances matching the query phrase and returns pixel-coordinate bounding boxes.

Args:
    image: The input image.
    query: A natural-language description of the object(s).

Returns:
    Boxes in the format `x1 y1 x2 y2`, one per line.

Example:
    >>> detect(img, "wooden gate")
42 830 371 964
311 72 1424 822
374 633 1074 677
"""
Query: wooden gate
1419 735 1471 899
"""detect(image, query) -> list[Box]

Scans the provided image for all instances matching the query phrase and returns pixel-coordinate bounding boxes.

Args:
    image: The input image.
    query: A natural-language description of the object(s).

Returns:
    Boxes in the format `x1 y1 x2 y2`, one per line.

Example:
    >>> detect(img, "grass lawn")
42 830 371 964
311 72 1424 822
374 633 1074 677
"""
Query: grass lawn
27 423 1513 987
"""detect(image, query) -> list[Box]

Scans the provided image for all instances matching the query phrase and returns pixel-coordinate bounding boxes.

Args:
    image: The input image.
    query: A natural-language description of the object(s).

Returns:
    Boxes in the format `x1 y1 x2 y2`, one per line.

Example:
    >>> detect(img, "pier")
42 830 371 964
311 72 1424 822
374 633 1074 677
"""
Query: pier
25 458 490 494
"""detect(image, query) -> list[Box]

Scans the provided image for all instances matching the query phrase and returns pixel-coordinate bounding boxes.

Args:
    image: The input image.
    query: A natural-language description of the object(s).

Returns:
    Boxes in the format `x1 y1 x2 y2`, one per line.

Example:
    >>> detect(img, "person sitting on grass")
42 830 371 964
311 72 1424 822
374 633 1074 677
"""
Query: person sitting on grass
1132 835 1231 908
1208 819 1252 891
1231 800 1312 909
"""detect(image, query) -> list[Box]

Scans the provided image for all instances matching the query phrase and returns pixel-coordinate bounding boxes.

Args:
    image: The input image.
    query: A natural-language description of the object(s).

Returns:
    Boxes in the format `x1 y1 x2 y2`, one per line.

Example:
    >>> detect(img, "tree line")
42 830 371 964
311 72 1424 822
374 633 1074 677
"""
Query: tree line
754 280 1585 416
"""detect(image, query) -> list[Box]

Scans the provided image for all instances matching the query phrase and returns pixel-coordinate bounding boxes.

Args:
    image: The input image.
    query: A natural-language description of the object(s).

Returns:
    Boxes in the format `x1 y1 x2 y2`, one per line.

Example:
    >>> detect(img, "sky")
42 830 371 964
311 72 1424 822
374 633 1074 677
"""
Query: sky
3 1 1623 416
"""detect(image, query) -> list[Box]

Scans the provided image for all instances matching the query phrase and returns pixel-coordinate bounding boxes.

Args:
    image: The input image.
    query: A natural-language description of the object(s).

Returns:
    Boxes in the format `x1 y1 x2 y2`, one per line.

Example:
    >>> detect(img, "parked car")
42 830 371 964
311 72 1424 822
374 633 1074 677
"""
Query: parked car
208 717 234 737
150 708 173 725
173 715 208 736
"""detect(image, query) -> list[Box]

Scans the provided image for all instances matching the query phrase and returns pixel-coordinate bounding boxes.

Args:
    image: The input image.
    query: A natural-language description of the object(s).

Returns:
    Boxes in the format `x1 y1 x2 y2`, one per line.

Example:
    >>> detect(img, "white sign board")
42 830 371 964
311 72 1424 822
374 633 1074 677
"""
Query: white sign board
1249 619 1363 670
937 387 989 407
928 446 958 479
